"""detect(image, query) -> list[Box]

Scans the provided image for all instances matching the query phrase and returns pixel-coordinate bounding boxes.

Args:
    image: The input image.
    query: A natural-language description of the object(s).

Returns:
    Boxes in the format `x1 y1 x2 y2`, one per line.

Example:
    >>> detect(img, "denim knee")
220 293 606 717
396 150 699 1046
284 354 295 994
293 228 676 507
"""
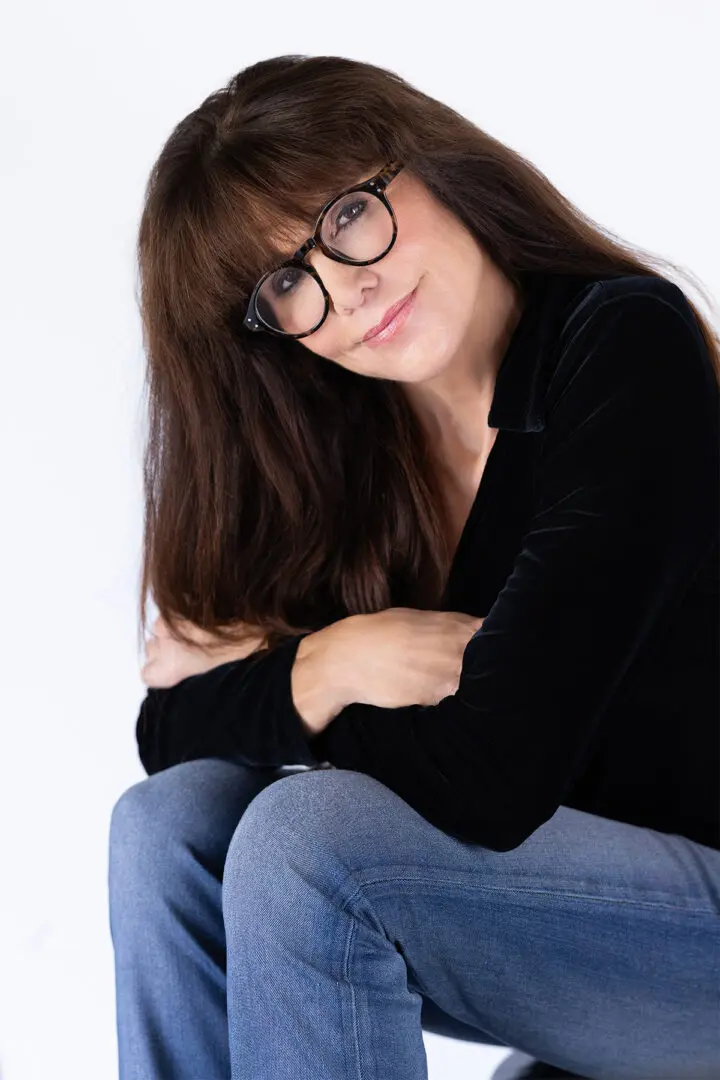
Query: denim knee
108 763 197 918
110 760 264 914
110 760 212 858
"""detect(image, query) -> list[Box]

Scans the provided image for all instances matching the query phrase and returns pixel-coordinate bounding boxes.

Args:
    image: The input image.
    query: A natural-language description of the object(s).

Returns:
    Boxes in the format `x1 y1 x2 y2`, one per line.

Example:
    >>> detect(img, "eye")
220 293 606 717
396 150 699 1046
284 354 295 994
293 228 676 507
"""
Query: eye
331 198 367 237
269 266 304 296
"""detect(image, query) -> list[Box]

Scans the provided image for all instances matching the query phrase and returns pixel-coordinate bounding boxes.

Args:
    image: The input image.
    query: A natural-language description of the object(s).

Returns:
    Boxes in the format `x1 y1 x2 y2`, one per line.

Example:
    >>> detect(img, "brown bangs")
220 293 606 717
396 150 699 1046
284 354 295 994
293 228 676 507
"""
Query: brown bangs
207 152 386 299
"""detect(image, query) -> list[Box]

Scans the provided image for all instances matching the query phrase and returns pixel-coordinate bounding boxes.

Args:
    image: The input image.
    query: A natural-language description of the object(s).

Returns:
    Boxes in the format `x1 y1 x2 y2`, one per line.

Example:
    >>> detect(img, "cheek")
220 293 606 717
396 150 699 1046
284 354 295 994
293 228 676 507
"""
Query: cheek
425 268 464 315
298 330 336 362
300 336 361 376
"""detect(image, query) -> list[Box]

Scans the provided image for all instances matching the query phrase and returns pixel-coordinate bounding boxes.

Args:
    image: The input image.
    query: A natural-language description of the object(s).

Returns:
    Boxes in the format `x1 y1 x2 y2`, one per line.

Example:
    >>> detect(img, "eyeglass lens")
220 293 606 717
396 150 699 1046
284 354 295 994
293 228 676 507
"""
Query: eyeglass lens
255 189 394 335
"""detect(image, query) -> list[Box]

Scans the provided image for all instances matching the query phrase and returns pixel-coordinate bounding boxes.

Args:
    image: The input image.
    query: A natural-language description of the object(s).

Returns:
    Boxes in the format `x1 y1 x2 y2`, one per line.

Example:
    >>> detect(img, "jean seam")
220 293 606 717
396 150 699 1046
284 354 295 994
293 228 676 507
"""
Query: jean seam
340 873 717 918
342 913 367 1080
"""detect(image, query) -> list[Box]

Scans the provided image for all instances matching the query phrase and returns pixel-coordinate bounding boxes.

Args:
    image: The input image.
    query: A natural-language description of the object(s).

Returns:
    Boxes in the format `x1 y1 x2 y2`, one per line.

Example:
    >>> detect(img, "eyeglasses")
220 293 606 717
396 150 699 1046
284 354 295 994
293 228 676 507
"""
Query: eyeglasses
243 161 404 340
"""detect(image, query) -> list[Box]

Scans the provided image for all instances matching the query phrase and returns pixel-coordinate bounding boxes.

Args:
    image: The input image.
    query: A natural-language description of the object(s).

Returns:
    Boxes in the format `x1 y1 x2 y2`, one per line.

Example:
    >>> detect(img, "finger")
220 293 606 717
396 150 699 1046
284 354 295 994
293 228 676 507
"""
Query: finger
143 637 158 659
152 615 170 638
175 618 219 647
141 659 177 690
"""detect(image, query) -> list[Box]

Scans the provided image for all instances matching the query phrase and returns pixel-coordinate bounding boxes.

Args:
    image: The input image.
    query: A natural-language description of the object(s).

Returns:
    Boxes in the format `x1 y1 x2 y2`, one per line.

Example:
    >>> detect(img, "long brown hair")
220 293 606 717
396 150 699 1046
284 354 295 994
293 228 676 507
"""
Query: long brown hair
135 54 720 655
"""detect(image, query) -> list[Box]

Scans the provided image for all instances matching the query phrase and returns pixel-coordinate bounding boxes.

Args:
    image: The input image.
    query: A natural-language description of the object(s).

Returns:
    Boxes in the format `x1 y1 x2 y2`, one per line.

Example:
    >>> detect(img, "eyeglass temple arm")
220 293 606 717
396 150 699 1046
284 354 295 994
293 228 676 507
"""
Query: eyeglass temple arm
374 161 404 189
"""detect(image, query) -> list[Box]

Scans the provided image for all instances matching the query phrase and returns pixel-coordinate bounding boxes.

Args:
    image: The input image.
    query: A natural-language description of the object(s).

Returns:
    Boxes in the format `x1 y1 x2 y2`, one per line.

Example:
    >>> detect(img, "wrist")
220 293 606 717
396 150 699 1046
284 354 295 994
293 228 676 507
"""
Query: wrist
306 616 362 709
292 619 360 734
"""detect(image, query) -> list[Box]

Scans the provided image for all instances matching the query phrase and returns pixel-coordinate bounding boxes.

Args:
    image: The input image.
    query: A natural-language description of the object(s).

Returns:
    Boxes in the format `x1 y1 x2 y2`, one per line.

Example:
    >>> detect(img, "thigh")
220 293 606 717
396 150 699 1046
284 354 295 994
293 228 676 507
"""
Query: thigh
231 768 720 1078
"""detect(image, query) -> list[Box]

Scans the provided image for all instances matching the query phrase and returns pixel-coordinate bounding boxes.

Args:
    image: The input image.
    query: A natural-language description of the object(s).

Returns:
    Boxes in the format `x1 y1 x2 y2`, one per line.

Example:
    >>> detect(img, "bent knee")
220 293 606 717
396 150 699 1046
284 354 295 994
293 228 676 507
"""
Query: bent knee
108 757 283 884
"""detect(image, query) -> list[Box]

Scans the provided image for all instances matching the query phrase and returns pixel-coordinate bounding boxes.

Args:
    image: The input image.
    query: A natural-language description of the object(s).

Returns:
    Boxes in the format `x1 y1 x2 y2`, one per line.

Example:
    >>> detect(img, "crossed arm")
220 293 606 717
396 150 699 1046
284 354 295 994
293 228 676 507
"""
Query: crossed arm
136 285 719 850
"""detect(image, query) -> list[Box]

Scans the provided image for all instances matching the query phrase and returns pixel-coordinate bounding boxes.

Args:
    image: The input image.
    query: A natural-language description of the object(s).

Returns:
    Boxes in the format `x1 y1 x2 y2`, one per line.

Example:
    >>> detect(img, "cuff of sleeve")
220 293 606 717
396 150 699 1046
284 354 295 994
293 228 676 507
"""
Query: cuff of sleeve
266 635 329 768
135 633 328 774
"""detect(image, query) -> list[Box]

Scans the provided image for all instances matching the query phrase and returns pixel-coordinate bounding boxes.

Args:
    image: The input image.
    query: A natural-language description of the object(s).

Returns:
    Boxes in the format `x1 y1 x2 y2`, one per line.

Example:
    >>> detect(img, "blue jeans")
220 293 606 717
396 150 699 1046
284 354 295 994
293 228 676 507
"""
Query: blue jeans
108 758 720 1079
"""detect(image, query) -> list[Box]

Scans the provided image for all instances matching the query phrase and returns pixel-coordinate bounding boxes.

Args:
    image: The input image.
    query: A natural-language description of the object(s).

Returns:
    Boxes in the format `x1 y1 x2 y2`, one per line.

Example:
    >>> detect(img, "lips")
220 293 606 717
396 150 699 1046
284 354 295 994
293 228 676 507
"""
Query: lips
362 288 416 342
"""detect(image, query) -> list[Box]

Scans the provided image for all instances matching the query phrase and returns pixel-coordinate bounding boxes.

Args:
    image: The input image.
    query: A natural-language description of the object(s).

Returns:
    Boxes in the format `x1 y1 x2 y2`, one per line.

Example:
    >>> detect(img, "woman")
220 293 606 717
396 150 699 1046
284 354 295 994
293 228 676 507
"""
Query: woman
108 55 720 1079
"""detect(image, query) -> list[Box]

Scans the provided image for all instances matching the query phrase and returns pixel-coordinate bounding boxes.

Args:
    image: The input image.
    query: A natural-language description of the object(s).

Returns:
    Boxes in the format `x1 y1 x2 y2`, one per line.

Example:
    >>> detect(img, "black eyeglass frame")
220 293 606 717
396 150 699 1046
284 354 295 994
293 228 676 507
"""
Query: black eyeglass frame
243 160 405 340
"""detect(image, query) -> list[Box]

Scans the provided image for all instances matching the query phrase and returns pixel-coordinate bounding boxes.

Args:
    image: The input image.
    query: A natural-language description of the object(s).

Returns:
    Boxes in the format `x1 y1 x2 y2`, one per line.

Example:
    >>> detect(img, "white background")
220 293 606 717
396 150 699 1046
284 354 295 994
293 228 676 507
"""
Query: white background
1 2 718 1077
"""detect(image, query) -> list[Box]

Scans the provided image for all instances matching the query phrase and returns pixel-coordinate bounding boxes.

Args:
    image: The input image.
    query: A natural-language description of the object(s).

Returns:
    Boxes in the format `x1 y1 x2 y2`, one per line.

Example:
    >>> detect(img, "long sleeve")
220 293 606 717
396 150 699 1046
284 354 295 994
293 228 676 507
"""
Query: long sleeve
135 282 719 851
135 635 320 776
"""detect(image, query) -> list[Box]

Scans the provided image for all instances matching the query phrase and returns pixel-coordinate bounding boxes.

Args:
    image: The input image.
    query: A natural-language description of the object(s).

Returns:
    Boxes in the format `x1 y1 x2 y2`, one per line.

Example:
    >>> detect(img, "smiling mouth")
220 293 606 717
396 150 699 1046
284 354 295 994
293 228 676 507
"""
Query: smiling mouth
360 286 417 344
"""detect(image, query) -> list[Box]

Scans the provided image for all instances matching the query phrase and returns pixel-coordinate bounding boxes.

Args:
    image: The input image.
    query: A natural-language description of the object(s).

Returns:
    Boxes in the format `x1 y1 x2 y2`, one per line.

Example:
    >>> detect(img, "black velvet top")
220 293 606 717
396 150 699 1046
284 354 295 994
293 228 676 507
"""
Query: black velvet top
135 271 720 853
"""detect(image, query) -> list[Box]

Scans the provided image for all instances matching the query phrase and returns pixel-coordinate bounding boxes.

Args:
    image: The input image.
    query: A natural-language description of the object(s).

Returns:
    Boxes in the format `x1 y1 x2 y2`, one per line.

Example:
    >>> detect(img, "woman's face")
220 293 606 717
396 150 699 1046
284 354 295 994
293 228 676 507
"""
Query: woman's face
270 166 504 386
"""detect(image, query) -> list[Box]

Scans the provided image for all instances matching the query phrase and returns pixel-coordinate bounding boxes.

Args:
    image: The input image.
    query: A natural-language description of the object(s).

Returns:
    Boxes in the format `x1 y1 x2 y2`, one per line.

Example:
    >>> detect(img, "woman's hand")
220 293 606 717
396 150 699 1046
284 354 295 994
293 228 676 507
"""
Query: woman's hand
295 607 485 720
140 615 267 689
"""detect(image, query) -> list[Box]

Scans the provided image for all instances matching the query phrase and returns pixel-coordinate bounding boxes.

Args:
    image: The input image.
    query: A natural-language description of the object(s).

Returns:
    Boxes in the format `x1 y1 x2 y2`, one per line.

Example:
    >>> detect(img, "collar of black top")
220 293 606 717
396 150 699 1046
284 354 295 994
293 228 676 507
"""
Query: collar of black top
489 270 604 435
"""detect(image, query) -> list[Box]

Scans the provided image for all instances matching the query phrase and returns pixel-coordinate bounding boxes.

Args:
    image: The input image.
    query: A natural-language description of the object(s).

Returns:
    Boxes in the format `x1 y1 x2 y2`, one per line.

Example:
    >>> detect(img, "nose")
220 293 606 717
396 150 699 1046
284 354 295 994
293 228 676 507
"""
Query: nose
307 248 377 313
